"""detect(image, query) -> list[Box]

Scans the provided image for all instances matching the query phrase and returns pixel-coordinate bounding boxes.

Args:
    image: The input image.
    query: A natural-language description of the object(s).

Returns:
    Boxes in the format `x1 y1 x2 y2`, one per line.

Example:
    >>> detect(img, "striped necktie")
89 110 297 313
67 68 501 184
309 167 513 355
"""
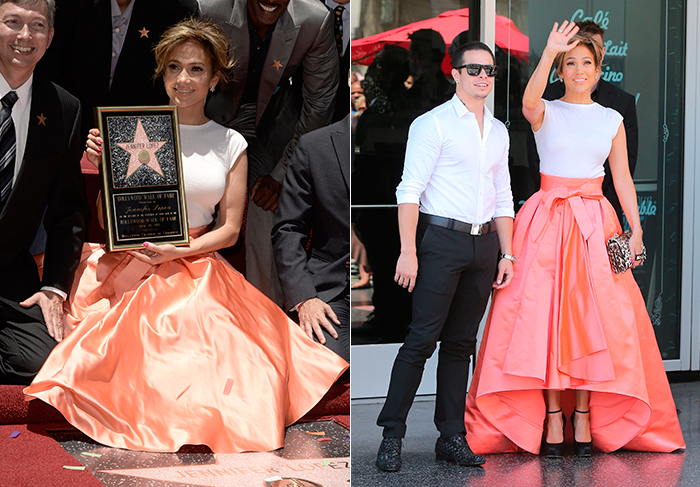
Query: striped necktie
334 5 344 57
0 90 18 214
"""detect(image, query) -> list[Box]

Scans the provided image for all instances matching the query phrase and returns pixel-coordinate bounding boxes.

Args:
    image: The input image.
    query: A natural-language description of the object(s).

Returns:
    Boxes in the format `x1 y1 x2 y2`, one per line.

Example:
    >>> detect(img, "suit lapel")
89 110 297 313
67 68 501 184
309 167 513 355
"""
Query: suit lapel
331 118 350 193
257 3 300 125
227 0 250 112
92 0 113 92
1 78 54 218
115 0 154 91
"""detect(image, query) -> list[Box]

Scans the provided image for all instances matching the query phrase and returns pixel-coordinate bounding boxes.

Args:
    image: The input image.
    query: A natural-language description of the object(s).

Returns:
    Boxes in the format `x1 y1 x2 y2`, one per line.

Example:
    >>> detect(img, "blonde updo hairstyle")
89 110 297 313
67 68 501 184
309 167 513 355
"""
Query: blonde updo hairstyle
154 18 234 90
553 31 603 78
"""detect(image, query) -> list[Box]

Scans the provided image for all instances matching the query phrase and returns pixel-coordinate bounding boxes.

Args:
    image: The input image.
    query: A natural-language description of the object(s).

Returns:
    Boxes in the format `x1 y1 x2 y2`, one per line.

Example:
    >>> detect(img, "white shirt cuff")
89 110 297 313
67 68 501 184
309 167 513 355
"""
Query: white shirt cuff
396 192 421 205
494 209 515 219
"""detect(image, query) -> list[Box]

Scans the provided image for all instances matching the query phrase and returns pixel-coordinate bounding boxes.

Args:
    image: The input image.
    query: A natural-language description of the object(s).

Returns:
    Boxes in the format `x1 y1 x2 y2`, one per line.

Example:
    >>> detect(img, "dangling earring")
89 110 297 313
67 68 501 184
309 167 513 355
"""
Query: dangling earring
559 77 563 83
595 75 599 81
209 85 215 92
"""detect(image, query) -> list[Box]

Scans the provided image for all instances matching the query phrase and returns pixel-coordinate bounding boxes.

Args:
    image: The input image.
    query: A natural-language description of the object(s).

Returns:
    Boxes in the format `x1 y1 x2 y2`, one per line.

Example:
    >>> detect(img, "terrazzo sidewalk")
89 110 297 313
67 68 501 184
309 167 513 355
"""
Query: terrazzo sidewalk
351 381 700 487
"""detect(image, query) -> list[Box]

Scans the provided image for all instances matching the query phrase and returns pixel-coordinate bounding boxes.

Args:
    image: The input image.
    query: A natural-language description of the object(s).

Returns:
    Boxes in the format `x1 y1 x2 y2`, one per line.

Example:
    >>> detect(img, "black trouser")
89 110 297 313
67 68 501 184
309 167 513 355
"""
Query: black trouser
322 285 350 363
289 285 350 363
0 296 56 385
377 220 499 438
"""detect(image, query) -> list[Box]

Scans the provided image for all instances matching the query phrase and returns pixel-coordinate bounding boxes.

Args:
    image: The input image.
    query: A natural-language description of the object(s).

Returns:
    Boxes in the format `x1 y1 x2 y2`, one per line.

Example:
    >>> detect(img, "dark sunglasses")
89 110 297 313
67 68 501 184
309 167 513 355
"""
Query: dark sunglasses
455 63 498 77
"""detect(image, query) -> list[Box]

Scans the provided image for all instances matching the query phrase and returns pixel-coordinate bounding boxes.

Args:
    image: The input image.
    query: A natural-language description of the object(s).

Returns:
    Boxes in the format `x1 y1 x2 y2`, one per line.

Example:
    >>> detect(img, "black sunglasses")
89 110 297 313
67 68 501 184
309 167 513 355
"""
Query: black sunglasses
455 63 498 77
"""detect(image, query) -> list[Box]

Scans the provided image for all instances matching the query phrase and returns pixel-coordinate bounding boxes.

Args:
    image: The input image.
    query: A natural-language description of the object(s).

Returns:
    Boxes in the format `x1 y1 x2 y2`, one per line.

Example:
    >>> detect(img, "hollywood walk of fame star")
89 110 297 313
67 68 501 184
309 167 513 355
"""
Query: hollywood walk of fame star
271 60 283 71
95 451 349 487
117 119 167 180
139 27 149 38
37 113 46 126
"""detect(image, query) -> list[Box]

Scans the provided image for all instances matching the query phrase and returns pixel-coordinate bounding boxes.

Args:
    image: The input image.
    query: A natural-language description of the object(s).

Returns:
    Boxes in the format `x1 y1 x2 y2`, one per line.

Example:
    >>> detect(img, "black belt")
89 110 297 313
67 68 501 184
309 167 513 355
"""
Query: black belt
419 213 496 236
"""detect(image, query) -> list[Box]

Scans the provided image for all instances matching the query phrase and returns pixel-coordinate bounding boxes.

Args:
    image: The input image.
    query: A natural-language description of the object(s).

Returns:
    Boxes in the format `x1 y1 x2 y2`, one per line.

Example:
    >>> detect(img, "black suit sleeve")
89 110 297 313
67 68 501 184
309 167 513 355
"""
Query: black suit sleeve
41 96 88 294
272 135 319 309
621 94 638 178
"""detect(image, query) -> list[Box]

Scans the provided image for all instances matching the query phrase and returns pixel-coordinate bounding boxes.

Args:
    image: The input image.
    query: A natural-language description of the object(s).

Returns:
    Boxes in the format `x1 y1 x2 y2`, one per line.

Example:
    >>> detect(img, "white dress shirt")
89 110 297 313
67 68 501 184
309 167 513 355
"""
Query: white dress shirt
0 73 32 183
396 94 514 224
110 0 136 89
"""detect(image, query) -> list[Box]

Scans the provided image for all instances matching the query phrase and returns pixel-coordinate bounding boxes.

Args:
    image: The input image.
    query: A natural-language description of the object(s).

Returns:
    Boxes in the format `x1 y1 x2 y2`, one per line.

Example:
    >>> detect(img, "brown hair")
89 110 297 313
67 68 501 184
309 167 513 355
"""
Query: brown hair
553 31 603 76
154 18 233 89
576 20 605 39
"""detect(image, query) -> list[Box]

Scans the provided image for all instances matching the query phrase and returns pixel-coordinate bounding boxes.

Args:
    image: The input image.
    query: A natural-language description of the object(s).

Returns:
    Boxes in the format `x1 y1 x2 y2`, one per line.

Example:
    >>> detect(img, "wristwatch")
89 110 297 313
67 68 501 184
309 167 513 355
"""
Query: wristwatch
500 253 517 264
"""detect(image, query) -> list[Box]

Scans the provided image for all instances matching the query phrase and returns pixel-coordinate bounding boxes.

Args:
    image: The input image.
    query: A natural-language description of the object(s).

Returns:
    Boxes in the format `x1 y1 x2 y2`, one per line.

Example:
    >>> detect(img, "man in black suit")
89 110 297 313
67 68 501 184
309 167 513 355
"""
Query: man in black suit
202 0 339 307
271 115 349 362
527 20 638 225
0 0 88 384
37 0 199 138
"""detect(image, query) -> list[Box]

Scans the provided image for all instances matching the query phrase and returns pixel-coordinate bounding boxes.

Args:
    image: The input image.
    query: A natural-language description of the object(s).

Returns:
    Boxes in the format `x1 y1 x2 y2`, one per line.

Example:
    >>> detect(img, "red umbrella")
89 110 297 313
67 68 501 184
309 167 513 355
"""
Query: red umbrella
352 8 529 74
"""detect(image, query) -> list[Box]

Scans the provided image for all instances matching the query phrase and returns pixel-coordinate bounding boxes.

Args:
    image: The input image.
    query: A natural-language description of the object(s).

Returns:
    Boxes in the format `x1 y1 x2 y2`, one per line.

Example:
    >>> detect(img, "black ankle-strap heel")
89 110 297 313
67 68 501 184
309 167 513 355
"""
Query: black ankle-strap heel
571 409 592 457
543 409 566 458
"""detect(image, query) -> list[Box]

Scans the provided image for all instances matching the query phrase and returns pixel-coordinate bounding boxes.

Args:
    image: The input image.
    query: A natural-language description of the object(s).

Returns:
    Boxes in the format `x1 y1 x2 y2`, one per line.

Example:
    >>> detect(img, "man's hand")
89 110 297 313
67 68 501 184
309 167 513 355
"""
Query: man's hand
250 175 282 211
394 250 418 292
297 297 339 344
20 290 65 342
493 258 514 289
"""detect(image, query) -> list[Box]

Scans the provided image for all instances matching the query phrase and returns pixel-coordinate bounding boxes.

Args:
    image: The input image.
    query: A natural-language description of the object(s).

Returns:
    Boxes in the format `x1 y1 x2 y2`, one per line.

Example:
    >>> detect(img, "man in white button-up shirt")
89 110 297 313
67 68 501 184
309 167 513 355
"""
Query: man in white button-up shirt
376 41 515 472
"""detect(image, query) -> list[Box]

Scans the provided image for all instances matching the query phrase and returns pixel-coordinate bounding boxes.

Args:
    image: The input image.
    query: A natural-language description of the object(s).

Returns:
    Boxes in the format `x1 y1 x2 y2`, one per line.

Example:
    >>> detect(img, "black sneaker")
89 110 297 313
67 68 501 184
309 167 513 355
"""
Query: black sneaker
435 434 485 466
376 437 402 472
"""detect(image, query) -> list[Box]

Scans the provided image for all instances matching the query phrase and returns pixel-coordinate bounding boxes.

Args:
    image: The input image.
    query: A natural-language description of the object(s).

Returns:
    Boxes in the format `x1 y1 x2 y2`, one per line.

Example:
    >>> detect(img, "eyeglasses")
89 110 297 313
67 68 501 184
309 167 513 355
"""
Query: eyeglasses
455 64 498 77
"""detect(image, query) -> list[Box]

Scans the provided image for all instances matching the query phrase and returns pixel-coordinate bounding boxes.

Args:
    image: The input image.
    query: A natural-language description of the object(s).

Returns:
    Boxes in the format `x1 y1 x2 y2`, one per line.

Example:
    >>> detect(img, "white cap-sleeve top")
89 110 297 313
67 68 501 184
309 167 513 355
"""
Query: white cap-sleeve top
178 120 247 228
534 99 623 179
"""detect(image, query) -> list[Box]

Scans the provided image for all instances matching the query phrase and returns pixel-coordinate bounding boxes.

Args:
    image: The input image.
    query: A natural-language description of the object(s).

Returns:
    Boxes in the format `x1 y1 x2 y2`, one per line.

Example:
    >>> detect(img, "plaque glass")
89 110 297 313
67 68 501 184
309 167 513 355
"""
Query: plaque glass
95 106 189 251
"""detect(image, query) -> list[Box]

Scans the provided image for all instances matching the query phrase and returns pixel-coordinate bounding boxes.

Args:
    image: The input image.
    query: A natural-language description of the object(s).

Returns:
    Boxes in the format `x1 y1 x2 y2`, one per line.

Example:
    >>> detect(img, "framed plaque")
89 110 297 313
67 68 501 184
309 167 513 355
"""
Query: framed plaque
95 106 189 252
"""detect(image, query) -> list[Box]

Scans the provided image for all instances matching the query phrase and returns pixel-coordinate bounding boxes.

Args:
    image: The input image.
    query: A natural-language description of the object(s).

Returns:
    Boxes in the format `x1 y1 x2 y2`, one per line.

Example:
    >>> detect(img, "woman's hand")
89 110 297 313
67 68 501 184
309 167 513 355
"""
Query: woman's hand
545 20 580 56
629 231 644 268
86 128 103 169
127 242 185 265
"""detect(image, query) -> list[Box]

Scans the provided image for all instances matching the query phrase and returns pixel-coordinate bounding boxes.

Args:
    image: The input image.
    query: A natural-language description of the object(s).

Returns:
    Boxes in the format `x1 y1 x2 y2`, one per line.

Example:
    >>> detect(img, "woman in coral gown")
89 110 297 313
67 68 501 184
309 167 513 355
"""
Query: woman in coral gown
24 18 348 453
464 21 684 456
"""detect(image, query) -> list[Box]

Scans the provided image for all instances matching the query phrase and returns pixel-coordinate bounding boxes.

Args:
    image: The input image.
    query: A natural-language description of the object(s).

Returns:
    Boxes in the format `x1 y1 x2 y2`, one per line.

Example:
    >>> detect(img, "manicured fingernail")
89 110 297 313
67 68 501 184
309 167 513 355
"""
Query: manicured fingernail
97 138 103 144
144 242 149 247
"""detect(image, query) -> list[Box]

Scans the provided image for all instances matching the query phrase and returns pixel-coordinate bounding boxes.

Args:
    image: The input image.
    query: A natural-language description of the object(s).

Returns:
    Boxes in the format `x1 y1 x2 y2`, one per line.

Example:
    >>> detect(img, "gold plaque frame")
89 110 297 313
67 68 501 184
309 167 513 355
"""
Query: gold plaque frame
95 106 189 251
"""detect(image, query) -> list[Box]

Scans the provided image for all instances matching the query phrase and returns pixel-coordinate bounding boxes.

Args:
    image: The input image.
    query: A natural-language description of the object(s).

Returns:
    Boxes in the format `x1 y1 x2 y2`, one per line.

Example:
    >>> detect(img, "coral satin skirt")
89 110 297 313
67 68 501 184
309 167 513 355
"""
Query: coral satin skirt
24 228 348 453
465 174 685 454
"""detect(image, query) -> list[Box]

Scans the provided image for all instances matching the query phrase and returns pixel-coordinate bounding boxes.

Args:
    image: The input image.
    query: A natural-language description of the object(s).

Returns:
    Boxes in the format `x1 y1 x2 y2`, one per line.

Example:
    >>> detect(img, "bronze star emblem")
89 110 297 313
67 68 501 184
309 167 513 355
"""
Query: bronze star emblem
271 60 283 71
117 118 167 180
139 27 149 38
37 113 47 126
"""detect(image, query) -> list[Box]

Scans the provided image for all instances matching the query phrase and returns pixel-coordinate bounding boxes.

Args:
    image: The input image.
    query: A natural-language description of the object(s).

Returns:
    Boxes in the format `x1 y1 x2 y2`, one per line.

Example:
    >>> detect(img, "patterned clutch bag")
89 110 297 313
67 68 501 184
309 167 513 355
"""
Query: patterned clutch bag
607 231 646 274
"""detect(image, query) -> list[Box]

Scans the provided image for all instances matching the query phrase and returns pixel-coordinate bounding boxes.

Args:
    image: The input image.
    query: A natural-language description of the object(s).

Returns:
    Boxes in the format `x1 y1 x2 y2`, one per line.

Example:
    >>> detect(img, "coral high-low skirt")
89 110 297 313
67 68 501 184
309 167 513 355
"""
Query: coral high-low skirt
465 174 685 454
24 237 348 453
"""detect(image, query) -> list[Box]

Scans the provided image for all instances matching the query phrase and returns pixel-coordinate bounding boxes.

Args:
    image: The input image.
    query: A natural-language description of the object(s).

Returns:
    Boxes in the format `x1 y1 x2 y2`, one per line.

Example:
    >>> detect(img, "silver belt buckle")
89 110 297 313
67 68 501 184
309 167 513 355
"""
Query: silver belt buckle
470 223 482 236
